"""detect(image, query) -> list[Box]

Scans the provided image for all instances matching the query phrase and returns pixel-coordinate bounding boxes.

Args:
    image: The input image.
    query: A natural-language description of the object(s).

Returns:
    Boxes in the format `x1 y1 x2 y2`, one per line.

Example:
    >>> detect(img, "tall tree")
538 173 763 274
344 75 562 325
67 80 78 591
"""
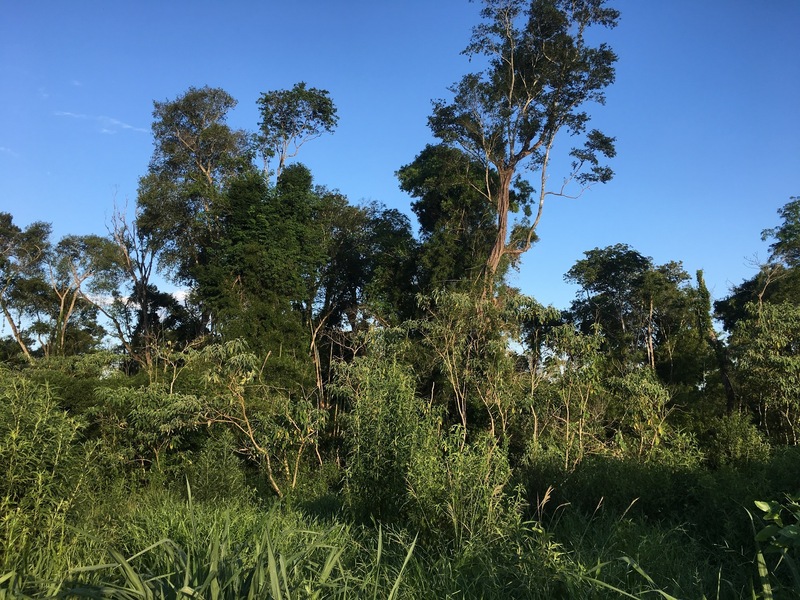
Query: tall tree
763 196 800 268
714 196 800 418
42 234 122 356
716 196 800 332
398 144 499 291
566 244 651 367
136 86 251 287
0 213 51 361
429 0 618 285
196 167 311 356
256 82 338 180
100 207 168 369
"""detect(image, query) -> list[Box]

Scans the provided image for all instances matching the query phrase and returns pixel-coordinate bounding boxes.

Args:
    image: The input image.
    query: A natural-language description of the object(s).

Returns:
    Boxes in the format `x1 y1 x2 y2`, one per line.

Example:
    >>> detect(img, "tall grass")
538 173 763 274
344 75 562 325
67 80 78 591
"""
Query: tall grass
2 481 417 600
65 520 416 600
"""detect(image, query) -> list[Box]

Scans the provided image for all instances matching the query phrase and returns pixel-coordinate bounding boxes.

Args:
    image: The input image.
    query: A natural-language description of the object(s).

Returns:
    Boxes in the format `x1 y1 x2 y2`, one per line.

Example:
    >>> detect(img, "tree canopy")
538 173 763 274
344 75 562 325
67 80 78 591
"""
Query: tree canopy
429 0 618 285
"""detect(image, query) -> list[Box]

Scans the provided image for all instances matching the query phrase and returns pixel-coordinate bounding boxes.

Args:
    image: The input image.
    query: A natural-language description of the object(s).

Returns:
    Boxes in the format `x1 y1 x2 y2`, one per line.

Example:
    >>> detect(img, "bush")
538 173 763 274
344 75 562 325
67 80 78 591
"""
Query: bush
338 347 424 522
407 427 523 550
707 411 771 467
183 428 253 503
0 372 102 585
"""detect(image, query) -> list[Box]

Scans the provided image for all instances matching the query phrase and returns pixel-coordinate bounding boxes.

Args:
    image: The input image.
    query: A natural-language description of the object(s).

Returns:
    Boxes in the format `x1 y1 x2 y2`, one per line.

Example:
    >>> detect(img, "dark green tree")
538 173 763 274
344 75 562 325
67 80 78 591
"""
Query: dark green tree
566 244 651 368
429 0 618 285
566 244 707 387
716 196 800 429
197 167 311 358
397 144 499 291
763 196 800 267
303 196 417 333
731 301 800 445
716 197 800 332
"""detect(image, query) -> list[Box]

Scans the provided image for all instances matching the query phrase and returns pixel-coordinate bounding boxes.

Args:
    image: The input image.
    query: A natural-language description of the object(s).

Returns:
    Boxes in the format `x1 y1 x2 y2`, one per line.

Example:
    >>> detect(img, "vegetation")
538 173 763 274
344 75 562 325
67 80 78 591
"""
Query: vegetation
2 1 798 598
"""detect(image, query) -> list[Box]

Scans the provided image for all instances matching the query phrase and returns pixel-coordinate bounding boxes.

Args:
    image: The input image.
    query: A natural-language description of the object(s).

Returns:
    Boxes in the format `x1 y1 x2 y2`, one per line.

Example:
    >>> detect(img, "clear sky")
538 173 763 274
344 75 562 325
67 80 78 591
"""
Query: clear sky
2 1 798 310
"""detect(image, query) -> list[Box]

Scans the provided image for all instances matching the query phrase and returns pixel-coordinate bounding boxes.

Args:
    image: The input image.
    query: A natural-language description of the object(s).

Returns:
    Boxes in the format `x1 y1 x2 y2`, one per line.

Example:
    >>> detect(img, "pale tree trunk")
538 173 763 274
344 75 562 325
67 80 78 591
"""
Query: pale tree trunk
485 170 514 285
1 302 33 362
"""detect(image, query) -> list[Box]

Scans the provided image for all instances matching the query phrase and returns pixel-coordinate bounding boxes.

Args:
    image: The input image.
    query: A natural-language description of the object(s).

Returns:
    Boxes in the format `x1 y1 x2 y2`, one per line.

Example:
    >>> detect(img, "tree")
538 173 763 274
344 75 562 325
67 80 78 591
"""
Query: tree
565 244 704 384
105 207 161 367
0 213 51 361
697 270 737 414
763 196 800 268
196 167 312 359
256 82 338 180
136 86 251 287
714 197 800 422
299 191 417 333
566 244 651 367
429 0 618 285
42 234 122 356
398 144 499 291
716 196 800 332
732 302 800 445
299 194 417 396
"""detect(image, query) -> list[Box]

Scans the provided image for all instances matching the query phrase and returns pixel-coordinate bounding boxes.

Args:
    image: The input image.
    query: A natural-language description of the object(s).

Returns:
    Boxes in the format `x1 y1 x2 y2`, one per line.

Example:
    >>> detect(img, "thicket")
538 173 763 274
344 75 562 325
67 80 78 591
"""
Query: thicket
2 0 799 597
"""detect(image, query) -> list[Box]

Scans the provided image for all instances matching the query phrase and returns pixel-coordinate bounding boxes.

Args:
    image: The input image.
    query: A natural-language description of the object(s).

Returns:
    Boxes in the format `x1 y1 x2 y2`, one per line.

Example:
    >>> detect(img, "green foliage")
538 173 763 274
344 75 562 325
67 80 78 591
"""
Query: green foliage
256 82 338 180
566 244 706 385
533 322 606 469
337 321 524 550
716 197 800 333
194 339 326 498
46 492 415 600
732 302 800 444
137 86 251 287
414 290 531 443
2 13 799 597
0 372 104 588
753 494 800 596
397 144 499 290
91 385 204 472
763 197 800 268
707 412 771 468
337 337 425 521
183 429 252 503
406 428 522 551
0 213 51 361
198 168 312 358
607 369 673 460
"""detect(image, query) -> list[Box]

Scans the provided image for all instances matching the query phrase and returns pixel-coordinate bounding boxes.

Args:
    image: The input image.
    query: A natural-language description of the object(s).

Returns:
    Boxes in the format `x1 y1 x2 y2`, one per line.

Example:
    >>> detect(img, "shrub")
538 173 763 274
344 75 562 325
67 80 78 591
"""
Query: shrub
707 411 771 468
338 345 424 522
0 372 102 586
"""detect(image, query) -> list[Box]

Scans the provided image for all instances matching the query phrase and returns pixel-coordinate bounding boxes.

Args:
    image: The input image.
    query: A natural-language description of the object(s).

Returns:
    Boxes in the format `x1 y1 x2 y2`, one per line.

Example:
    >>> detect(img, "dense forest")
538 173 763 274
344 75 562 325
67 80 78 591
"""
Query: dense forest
2 0 798 598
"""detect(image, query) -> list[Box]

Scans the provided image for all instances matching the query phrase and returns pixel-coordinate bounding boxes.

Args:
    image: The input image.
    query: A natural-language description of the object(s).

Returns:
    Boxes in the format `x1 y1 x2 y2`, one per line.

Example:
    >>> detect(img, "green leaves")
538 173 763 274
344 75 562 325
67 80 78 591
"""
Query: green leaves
753 495 800 596
732 302 800 444
762 196 800 268
256 82 338 180
428 0 619 284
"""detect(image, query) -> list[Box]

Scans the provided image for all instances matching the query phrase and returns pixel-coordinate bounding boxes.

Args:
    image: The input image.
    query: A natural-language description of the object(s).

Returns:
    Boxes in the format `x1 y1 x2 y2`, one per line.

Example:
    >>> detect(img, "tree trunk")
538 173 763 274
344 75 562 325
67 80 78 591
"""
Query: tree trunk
1 302 33 362
484 169 514 285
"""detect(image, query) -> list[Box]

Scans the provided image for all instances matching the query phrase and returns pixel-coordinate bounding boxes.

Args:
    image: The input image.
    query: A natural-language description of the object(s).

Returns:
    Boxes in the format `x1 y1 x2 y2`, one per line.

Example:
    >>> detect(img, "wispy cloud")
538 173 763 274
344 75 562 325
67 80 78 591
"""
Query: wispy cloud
54 111 147 134
0 146 19 157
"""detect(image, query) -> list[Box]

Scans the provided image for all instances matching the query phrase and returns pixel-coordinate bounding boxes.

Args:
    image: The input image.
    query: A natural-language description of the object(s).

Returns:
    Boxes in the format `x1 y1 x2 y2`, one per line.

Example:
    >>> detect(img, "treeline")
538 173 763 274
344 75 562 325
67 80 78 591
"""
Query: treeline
2 0 799 597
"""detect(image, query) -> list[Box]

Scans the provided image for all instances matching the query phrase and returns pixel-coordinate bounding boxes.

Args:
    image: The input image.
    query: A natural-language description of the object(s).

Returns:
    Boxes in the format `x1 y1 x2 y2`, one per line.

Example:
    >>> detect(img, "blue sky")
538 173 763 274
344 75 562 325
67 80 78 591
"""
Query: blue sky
2 1 798 310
